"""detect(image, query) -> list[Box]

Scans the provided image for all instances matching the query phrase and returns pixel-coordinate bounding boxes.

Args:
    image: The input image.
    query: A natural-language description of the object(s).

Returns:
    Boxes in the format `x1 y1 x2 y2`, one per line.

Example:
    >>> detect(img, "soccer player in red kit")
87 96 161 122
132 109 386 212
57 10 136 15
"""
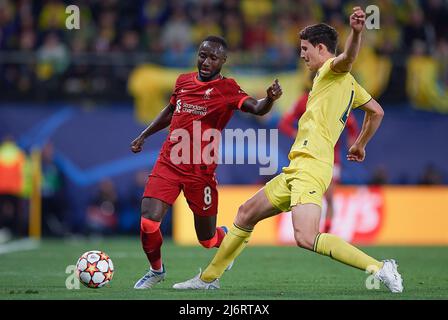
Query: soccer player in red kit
130 36 282 289
279 89 359 232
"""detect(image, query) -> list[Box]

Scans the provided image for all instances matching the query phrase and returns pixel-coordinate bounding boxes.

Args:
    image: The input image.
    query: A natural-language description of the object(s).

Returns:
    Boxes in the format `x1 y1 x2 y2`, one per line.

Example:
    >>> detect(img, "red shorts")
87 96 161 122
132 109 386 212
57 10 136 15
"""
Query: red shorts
143 160 218 217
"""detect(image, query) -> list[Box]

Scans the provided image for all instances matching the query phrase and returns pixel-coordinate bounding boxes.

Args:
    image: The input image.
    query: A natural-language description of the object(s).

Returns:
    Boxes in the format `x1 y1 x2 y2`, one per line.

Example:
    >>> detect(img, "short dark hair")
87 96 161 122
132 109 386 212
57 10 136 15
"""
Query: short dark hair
202 35 228 50
299 23 338 54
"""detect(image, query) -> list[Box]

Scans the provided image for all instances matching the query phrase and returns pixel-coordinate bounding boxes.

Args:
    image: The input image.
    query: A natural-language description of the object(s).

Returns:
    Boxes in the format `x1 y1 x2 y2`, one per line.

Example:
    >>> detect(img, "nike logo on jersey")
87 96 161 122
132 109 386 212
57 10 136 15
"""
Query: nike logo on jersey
179 88 189 94
203 205 213 210
309 191 316 194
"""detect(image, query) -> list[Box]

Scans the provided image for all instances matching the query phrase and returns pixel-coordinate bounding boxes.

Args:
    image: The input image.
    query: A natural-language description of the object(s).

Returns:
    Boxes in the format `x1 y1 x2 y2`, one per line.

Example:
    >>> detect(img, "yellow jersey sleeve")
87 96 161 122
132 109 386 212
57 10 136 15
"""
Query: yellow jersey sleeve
319 57 347 80
352 79 372 109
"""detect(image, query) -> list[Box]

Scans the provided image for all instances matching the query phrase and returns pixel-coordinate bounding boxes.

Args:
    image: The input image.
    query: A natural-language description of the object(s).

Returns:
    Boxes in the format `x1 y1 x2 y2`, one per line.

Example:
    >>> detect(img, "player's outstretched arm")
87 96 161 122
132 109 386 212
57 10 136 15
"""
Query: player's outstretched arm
130 104 175 153
331 6 366 73
347 98 384 162
241 79 282 115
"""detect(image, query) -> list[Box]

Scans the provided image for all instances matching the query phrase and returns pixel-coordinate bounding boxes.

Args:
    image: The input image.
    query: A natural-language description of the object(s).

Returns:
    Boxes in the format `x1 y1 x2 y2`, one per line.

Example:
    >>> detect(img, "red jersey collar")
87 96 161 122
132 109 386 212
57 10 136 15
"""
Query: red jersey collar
194 72 224 85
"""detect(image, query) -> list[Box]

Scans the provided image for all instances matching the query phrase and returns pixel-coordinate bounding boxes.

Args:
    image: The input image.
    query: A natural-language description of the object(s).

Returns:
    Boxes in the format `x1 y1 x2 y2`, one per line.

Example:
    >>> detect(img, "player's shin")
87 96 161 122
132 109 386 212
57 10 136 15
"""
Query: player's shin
314 233 383 272
140 217 163 271
201 224 252 282
198 227 226 248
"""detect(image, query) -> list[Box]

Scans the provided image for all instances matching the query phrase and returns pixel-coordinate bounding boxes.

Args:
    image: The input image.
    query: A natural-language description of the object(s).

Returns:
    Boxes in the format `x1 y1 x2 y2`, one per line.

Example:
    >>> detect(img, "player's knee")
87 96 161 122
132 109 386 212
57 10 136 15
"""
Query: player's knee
141 205 162 221
294 231 314 250
141 210 160 221
140 216 161 233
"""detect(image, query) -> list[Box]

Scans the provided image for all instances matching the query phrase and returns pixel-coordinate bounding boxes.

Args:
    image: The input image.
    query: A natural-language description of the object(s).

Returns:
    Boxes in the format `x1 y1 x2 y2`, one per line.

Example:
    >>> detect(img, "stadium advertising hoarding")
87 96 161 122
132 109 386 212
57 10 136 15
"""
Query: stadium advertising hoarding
174 186 448 245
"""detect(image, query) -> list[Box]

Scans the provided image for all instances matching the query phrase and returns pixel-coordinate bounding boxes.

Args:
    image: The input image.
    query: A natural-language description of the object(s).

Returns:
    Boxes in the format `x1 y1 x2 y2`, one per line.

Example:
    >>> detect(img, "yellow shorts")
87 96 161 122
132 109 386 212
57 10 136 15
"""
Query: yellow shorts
264 155 333 211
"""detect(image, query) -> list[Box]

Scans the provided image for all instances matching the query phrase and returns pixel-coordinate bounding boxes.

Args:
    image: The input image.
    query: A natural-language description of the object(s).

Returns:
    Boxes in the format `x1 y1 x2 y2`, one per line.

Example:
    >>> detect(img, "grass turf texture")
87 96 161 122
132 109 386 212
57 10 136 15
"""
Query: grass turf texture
0 237 447 300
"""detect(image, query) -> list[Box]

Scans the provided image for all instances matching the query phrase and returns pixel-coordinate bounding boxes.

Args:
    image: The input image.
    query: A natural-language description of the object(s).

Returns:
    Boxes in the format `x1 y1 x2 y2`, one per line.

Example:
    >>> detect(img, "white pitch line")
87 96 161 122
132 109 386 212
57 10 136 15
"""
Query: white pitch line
0 238 40 255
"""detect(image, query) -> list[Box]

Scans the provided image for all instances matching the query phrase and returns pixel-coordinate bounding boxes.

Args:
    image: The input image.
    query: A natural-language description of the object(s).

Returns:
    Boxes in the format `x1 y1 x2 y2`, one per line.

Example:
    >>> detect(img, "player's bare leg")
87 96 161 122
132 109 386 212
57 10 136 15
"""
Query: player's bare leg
134 197 169 289
193 214 232 269
323 180 335 233
173 188 280 289
233 188 281 230
193 214 224 247
292 203 403 292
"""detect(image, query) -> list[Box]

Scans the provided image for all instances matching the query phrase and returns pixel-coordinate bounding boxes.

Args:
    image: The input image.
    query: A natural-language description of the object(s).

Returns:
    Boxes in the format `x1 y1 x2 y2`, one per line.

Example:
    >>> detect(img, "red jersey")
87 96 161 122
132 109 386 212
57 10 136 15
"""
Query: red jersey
159 72 250 175
278 92 359 165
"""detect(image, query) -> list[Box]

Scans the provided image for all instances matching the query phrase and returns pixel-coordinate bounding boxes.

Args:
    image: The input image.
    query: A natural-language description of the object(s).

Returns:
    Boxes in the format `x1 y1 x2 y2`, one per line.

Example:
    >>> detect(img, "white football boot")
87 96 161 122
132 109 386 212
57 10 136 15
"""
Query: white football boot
134 265 166 289
374 259 404 293
173 269 220 290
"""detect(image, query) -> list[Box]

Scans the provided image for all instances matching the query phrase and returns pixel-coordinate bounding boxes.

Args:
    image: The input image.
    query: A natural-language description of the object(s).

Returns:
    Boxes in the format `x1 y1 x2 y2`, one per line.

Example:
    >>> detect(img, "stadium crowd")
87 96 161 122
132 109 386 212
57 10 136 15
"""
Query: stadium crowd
0 0 447 104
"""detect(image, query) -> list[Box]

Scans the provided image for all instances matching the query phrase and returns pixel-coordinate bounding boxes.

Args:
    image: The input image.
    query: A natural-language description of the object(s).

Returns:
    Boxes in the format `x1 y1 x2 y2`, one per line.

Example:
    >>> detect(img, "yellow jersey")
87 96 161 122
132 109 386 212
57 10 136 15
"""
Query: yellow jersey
285 57 372 169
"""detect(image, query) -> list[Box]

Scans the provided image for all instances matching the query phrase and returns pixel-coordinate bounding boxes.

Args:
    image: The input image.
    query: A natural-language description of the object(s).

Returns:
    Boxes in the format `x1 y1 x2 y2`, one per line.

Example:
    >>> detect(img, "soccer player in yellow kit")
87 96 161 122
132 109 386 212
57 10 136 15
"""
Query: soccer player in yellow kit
174 7 403 293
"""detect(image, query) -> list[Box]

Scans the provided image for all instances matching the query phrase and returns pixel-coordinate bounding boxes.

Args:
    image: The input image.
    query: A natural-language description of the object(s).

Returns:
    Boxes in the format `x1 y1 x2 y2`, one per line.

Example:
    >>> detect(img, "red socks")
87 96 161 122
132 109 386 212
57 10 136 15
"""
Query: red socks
199 227 226 248
140 217 162 270
141 218 226 269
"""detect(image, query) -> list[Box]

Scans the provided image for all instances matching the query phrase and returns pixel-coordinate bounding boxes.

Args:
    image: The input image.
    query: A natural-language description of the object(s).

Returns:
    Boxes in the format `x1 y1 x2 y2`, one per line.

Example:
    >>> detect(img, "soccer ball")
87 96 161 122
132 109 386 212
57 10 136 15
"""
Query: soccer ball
76 250 114 288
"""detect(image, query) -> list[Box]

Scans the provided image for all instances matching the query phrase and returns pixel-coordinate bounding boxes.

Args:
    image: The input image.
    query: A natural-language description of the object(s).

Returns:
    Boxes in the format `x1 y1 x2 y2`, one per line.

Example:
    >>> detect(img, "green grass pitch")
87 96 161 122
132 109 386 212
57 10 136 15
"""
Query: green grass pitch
1 237 447 300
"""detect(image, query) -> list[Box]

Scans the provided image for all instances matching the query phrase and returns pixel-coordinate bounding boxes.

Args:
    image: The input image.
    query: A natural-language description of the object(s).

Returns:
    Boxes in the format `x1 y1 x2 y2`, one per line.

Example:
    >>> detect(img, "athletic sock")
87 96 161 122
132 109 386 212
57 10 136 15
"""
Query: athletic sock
198 226 226 248
201 224 252 282
314 233 383 272
215 226 226 247
140 217 163 271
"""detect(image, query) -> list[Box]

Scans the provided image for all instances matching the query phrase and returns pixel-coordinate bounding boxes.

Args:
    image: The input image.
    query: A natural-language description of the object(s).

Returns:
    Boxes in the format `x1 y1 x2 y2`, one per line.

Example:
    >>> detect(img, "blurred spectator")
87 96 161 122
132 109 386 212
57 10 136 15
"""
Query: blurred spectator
119 170 148 234
265 15 298 69
16 29 37 94
141 21 163 55
0 0 446 105
240 0 272 25
40 142 67 237
38 0 66 31
192 15 222 47
139 0 170 26
36 32 69 80
0 136 27 238
243 17 269 51
160 8 194 67
421 0 448 41
375 13 402 55
93 9 117 53
120 29 141 53
435 39 448 87
328 12 349 53
419 164 444 185
402 8 436 54
0 0 17 50
161 8 192 52
221 12 243 51
322 0 342 21
86 179 119 235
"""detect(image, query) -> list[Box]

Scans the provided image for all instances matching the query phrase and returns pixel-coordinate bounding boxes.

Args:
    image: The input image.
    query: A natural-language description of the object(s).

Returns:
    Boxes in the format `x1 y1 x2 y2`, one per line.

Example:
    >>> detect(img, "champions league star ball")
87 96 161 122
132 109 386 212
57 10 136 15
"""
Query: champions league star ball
76 250 114 288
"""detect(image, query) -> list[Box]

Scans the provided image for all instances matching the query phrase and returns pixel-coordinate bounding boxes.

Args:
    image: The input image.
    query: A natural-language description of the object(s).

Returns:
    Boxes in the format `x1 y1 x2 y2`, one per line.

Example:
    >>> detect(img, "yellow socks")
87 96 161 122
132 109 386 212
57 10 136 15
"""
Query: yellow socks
314 233 383 273
201 224 252 282
200 229 383 282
